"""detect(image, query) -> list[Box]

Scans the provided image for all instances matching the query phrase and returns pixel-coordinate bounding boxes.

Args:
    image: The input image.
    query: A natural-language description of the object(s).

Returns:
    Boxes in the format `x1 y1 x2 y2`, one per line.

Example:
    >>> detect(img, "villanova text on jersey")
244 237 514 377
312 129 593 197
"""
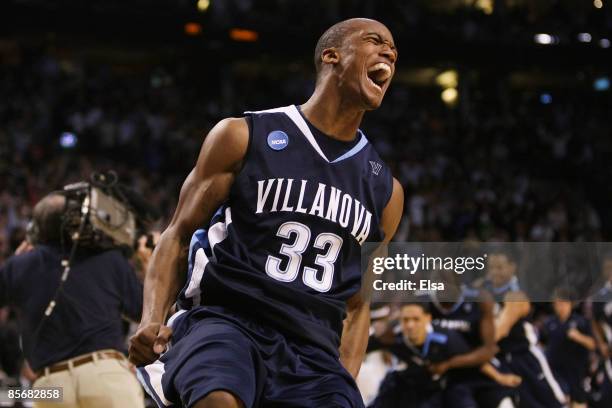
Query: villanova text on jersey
176 105 394 357
255 178 373 245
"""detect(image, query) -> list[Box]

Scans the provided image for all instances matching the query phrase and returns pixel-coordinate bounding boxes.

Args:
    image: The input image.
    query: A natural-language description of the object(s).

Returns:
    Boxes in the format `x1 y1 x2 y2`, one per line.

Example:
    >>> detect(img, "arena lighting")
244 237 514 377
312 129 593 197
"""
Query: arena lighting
534 33 555 45
474 0 493 15
435 70 458 88
441 88 458 105
60 132 78 149
594 0 603 9
578 33 592 43
230 28 258 42
600 38 610 48
540 93 552 104
184 22 202 36
197 0 210 12
594 77 610 91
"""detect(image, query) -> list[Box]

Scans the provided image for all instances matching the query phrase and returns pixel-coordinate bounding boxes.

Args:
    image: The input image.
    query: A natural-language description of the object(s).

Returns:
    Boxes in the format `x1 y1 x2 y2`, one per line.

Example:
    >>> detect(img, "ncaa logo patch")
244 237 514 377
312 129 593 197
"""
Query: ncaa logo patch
267 130 289 151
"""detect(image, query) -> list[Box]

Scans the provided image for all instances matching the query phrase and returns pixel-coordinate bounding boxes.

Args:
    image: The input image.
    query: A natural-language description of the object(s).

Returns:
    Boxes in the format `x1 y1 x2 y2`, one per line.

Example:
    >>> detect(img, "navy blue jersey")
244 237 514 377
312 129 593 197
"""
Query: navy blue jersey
427 286 484 349
368 328 471 389
0 246 142 371
175 105 394 357
484 277 536 353
542 312 592 373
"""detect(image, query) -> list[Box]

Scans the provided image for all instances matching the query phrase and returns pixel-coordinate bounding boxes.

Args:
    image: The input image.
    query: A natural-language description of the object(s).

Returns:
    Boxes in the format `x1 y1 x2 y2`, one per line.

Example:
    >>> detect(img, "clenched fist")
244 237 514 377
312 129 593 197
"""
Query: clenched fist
128 322 173 366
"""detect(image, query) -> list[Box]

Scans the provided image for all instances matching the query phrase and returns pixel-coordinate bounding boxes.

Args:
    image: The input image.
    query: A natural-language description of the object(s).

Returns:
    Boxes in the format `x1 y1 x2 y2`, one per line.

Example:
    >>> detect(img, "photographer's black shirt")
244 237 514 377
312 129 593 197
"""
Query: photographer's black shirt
0 245 143 371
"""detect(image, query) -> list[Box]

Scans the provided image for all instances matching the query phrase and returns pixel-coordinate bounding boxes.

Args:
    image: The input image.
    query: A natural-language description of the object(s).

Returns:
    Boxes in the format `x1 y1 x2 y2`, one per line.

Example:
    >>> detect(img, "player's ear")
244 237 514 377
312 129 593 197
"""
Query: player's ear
321 48 340 66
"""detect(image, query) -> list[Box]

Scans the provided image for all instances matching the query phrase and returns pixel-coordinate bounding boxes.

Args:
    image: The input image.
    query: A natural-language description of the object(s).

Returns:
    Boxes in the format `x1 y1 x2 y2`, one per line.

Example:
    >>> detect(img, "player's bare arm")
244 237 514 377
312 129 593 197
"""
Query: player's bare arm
481 362 522 388
494 290 530 342
591 318 610 358
129 118 249 366
339 177 403 378
567 326 596 350
430 294 498 375
477 294 499 358
476 292 521 384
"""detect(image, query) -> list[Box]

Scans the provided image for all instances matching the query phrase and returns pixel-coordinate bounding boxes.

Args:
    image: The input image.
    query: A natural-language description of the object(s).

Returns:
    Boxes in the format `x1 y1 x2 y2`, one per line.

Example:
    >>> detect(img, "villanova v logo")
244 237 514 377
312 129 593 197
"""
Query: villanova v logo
369 161 382 176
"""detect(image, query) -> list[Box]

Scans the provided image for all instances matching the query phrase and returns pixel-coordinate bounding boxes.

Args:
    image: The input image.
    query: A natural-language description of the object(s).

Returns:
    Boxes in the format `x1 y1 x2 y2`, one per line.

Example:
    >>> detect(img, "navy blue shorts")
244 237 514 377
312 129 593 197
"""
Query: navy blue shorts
446 371 516 408
551 366 588 404
369 370 442 408
137 306 364 408
587 359 612 408
503 348 568 408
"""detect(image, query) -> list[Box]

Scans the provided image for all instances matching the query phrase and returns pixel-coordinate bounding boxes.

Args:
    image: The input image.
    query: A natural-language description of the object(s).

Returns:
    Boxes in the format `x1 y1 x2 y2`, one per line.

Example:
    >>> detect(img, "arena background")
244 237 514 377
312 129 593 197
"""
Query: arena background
1 0 611 407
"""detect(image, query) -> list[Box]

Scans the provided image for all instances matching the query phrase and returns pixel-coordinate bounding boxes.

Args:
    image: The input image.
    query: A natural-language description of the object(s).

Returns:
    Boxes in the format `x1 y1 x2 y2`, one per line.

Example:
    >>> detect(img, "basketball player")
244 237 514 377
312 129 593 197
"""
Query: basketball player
128 18 403 408
368 303 473 408
425 278 519 408
484 250 568 408
541 288 595 408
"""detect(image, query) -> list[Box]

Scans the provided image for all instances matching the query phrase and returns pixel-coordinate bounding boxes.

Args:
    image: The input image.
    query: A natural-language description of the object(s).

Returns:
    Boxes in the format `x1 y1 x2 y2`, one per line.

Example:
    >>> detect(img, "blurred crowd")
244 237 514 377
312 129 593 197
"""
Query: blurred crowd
0 1 610 406
0 17 610 404
1 42 611 265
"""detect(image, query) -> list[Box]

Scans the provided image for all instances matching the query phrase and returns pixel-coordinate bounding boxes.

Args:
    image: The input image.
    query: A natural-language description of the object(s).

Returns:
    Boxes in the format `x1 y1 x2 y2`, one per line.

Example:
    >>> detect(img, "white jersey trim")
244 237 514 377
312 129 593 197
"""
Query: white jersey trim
528 344 567 404
138 360 172 406
284 105 330 162
183 207 232 306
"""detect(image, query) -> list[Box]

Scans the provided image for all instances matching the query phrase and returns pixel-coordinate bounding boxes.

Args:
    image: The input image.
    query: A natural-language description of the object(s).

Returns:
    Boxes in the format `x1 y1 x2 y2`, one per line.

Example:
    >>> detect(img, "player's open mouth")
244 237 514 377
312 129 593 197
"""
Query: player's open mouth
366 62 392 92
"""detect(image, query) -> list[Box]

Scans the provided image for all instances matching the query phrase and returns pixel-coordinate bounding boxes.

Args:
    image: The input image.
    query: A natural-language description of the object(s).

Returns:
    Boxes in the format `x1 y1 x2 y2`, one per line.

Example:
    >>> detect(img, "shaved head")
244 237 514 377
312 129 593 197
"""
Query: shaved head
314 18 386 74
310 17 396 110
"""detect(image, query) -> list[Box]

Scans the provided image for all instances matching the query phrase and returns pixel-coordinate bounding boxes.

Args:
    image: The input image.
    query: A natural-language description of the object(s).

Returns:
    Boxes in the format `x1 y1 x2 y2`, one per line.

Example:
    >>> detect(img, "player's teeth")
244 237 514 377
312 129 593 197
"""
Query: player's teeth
367 63 391 81
368 77 382 91
368 63 391 74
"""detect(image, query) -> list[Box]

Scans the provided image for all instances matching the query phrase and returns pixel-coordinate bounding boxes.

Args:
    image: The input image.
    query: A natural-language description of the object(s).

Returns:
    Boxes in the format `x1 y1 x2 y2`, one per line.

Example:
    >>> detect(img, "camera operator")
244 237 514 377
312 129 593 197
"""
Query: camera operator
0 192 145 407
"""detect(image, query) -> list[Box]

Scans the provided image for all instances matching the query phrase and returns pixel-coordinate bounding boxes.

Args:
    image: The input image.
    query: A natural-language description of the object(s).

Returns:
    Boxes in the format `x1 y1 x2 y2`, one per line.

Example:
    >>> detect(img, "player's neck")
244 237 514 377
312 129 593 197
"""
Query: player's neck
413 333 427 347
300 88 364 142
556 312 570 323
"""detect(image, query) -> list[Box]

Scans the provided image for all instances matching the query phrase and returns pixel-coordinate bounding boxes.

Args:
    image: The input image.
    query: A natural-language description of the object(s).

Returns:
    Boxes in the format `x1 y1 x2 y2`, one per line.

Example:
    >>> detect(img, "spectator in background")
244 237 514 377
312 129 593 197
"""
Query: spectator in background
483 250 568 408
368 303 474 408
0 192 145 407
541 288 595 408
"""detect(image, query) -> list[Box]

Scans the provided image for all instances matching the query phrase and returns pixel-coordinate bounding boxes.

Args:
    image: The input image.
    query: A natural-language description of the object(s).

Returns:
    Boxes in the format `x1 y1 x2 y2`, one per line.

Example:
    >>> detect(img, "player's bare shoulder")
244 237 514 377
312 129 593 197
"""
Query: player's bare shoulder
197 117 250 175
